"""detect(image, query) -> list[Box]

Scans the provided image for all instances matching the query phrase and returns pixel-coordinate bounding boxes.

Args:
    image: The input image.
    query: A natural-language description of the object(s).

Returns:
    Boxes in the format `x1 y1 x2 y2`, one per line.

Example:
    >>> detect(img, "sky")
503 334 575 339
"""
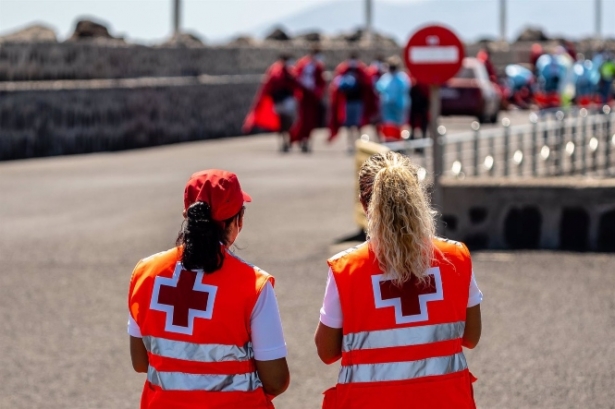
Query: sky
0 0 612 44
0 0 336 43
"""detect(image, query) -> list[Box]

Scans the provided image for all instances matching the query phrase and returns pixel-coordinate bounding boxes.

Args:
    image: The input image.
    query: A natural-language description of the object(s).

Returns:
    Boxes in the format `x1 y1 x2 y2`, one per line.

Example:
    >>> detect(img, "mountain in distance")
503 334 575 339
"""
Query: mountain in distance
250 0 613 44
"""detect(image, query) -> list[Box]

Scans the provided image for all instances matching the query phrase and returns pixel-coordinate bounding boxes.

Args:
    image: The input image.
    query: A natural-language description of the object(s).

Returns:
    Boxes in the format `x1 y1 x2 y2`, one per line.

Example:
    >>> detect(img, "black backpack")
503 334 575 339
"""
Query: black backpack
338 70 362 100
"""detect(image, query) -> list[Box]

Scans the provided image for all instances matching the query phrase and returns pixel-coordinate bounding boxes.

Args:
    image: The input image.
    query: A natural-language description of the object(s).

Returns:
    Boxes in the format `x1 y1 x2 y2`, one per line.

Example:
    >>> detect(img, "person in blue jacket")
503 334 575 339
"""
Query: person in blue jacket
376 56 410 128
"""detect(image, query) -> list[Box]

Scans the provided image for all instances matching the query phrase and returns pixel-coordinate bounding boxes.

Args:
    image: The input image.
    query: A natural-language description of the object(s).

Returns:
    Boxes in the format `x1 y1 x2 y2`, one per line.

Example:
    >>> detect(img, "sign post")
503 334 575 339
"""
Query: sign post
429 85 443 222
173 0 181 35
404 25 464 233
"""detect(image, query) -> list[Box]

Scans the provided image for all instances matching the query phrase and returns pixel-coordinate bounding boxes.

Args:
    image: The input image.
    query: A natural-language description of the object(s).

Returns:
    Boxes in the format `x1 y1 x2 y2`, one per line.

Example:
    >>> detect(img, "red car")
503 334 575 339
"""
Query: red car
440 57 501 124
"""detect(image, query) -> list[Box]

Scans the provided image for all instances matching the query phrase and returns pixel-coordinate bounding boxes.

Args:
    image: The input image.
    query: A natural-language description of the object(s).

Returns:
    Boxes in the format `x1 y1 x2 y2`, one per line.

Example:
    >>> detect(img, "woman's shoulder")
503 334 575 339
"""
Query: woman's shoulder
129 248 181 295
433 238 472 273
328 241 369 263
434 237 471 258
134 247 181 274
397 72 411 84
224 250 272 280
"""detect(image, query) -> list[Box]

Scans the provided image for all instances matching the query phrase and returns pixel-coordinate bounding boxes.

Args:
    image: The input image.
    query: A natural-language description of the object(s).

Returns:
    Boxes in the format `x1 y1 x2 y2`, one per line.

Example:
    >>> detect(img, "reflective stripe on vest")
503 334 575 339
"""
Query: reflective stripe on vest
338 352 467 384
143 336 253 362
342 321 465 352
148 367 263 392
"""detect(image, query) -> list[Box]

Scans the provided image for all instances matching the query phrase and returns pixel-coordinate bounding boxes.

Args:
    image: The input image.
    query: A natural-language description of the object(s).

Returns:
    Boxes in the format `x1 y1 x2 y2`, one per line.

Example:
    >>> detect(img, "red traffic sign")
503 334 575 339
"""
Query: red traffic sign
404 25 465 85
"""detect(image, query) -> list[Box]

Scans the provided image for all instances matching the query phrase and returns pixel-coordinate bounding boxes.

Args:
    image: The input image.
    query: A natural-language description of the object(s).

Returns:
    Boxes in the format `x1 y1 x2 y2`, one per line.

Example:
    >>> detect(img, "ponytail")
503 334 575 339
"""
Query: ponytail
176 202 227 273
359 151 435 285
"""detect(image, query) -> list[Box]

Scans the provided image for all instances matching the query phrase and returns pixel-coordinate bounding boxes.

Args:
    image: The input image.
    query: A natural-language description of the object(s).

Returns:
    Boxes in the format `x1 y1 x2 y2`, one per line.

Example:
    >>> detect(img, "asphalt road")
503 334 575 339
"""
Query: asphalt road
1 126 613 409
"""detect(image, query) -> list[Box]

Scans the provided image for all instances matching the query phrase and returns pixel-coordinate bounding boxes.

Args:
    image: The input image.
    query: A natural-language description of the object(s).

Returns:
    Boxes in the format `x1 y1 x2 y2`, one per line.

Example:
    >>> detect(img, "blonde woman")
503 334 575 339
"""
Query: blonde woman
315 151 482 409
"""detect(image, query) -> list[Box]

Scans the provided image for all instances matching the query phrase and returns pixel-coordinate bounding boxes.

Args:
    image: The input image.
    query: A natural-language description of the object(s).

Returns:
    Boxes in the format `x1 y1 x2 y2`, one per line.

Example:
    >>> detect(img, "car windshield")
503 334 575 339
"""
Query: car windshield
455 67 476 79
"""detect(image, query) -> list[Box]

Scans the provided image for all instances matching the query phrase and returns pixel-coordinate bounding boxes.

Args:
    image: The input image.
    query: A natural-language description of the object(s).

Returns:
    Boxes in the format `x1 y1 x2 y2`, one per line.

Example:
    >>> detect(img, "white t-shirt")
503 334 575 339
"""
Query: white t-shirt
300 61 317 90
128 281 287 361
319 268 483 329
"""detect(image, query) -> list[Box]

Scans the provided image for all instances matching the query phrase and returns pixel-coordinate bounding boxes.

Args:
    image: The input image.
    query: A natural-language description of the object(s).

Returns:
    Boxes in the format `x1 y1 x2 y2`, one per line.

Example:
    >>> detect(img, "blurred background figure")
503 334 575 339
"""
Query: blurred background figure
367 55 386 85
530 43 544 73
375 56 410 142
534 47 579 108
571 54 600 107
553 45 576 106
534 51 566 108
367 55 386 126
328 53 378 153
504 64 534 109
292 47 326 153
592 47 606 72
243 54 300 152
561 40 577 61
476 46 505 116
598 53 615 105
476 47 497 84
409 79 430 140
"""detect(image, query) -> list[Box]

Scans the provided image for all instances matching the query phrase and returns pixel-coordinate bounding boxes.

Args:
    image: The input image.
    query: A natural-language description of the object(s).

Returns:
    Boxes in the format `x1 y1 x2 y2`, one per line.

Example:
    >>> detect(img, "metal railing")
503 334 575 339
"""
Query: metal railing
382 105 615 180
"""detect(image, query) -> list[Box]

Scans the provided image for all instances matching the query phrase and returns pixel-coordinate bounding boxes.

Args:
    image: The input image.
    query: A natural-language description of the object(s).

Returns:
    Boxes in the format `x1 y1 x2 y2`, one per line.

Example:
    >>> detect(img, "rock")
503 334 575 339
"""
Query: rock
265 28 291 41
330 28 397 46
344 29 364 43
66 19 126 45
476 36 497 45
296 31 321 42
227 35 258 46
373 32 398 47
516 27 549 42
0 24 57 43
160 32 204 48
69 19 115 40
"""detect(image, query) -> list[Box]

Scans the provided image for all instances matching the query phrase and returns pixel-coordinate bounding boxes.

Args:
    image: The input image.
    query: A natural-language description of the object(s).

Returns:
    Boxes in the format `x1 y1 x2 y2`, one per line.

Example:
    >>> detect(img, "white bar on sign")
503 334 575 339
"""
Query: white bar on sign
410 46 459 64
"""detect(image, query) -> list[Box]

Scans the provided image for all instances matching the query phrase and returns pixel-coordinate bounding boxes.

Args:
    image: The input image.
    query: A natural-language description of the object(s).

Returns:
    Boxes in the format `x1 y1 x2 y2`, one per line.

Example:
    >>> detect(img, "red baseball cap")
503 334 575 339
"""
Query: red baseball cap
184 169 252 221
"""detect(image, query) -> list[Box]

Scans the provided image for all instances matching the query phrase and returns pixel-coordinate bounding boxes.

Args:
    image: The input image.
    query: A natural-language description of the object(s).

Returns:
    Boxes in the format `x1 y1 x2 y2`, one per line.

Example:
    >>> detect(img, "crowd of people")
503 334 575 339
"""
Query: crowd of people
243 44 615 154
243 49 431 153
502 43 615 110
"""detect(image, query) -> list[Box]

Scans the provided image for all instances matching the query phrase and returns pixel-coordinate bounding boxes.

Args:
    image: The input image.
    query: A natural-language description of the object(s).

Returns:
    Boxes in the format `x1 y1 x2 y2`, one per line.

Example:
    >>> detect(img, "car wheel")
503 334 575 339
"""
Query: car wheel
489 111 499 124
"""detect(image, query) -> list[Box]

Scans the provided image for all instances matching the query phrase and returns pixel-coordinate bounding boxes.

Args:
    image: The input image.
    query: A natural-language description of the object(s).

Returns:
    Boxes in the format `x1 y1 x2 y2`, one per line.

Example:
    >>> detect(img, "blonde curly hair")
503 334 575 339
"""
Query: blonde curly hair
359 151 435 285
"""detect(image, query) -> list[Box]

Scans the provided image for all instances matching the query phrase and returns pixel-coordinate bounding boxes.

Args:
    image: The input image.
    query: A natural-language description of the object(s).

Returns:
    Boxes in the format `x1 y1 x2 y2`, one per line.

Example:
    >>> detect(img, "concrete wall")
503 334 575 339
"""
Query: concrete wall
0 77 260 160
0 41 546 82
0 42 399 82
0 39 606 82
441 177 615 251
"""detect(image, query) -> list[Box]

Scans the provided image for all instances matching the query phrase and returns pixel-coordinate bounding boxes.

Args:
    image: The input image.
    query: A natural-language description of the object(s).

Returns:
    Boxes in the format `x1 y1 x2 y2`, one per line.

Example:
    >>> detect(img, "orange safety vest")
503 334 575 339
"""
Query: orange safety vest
128 247 275 409
323 239 476 409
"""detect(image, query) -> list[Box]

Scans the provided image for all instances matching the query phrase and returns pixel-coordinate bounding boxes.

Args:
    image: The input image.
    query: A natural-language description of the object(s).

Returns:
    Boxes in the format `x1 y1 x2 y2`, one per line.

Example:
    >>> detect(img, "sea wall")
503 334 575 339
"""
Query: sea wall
0 40 605 82
0 42 399 82
0 76 261 160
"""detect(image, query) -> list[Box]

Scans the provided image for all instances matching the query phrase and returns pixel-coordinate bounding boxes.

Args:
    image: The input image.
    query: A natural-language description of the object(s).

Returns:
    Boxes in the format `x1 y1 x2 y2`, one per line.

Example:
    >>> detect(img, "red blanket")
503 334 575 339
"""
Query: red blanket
243 61 299 134
290 56 326 143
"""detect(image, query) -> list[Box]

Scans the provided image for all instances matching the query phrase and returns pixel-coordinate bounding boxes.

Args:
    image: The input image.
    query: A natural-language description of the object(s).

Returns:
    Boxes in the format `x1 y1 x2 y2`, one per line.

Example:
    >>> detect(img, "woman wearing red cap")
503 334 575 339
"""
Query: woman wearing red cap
127 169 289 409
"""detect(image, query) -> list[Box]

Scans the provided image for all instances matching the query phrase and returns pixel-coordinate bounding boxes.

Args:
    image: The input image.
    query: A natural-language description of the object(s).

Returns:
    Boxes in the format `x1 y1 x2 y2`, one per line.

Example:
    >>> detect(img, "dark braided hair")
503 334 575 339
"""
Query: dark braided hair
176 202 242 273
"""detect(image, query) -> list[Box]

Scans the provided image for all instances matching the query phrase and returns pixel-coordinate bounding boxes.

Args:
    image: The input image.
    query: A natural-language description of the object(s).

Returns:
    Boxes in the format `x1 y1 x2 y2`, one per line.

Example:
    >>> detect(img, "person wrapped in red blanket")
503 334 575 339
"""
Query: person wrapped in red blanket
243 55 301 152
292 48 327 153
328 54 378 152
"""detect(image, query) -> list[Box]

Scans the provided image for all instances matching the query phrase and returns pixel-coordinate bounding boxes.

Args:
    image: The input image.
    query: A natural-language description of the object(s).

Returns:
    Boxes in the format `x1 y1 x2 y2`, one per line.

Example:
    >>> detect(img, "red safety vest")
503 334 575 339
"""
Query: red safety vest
323 239 476 409
128 247 274 409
